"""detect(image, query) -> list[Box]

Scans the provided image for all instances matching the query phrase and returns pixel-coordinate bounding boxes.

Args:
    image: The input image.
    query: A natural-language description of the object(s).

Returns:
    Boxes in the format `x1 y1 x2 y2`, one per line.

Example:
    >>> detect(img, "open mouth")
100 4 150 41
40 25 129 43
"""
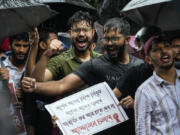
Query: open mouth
76 38 87 48
161 55 171 63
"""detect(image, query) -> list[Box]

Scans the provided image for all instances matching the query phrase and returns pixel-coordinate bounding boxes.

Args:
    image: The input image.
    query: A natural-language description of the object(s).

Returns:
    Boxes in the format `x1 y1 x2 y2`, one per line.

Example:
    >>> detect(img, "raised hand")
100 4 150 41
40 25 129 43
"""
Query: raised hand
44 39 64 58
28 27 39 46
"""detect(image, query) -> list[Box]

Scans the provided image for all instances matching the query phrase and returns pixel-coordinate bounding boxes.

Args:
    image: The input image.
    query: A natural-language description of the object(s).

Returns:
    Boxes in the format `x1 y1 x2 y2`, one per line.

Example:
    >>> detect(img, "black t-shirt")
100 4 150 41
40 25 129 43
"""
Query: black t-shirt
74 54 143 89
117 62 180 100
117 63 153 99
73 54 143 135
23 93 57 135
175 61 180 69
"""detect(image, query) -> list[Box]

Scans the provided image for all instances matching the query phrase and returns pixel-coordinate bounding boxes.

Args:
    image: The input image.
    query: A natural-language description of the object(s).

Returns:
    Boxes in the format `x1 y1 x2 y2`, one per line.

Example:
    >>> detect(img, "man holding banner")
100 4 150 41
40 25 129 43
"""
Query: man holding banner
22 17 143 135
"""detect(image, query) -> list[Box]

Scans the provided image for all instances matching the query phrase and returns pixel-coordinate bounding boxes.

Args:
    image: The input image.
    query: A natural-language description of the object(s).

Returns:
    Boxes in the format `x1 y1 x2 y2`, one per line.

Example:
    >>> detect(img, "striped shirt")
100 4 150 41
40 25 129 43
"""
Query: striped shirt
135 69 180 135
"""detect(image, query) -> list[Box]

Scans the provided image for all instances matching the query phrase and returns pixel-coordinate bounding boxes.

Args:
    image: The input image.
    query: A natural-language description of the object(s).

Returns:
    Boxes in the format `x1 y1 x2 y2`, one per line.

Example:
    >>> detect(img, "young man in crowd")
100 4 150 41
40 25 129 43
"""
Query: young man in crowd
31 11 101 83
4 33 30 89
135 35 180 134
25 11 101 135
171 36 180 67
113 26 163 106
114 28 180 110
22 17 143 135
24 28 63 135
2 33 30 135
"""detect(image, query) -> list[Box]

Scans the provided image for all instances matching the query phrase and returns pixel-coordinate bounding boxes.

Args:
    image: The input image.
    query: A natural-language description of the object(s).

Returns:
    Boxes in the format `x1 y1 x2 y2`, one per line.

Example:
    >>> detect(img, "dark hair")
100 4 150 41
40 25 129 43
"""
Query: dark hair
39 31 57 44
68 10 94 29
103 17 130 37
146 36 170 55
9 32 29 45
92 31 98 43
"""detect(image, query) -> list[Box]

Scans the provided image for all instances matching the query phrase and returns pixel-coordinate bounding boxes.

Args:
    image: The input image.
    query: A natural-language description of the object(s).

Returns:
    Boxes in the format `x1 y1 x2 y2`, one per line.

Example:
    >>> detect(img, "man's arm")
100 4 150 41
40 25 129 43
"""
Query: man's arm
31 53 52 81
113 88 134 109
25 28 39 77
22 73 86 96
113 87 122 99
31 39 64 81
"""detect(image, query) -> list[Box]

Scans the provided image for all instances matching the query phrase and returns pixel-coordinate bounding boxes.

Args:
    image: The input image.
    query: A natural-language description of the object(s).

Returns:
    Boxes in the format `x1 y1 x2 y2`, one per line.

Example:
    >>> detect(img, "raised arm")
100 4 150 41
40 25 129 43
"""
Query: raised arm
31 39 63 81
25 28 39 77
22 73 86 96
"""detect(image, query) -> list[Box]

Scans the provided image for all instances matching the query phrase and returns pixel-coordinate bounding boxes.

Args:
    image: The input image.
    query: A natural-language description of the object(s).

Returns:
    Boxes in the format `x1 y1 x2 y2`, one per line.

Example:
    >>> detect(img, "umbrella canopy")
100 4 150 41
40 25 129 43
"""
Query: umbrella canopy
38 0 98 32
121 0 180 32
0 0 57 38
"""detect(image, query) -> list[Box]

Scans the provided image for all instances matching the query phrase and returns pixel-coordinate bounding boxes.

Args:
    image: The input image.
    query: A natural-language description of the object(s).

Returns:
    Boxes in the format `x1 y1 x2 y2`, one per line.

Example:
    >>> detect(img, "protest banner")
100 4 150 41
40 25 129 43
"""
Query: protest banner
45 82 128 135
9 83 27 135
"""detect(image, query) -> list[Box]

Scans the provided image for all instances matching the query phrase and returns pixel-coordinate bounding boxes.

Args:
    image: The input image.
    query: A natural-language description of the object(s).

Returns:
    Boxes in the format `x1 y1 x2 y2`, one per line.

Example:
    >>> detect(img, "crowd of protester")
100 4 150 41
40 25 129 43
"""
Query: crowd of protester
1 10 180 135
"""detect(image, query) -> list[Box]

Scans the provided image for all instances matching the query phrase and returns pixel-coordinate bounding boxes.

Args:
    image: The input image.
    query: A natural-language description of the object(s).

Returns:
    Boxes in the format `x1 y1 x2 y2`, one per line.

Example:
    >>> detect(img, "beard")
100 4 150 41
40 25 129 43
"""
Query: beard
11 51 28 65
72 36 91 53
105 43 126 63
150 56 174 70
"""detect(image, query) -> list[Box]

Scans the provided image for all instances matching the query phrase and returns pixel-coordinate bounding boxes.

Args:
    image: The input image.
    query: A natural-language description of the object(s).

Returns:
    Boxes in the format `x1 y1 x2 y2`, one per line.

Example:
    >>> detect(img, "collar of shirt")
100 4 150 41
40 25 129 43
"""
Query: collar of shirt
69 47 101 63
153 69 180 86
3 56 25 73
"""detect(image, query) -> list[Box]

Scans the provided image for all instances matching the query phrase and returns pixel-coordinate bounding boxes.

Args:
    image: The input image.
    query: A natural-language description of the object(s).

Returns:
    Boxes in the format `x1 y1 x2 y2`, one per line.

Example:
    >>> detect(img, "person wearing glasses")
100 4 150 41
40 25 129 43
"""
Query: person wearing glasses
22 17 143 135
30 10 101 85
26 10 101 135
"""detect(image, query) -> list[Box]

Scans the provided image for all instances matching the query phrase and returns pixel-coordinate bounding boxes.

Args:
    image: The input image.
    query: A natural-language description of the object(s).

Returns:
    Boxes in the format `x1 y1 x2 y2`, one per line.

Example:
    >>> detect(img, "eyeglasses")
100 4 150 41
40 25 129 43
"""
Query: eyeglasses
71 27 92 33
102 36 121 44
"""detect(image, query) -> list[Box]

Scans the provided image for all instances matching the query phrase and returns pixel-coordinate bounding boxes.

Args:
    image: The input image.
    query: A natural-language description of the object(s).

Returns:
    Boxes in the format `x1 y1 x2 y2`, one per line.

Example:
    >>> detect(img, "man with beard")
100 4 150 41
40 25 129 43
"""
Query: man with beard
135 36 180 135
28 11 100 134
2 32 30 135
172 36 180 68
3 32 30 89
22 17 143 135
31 10 100 83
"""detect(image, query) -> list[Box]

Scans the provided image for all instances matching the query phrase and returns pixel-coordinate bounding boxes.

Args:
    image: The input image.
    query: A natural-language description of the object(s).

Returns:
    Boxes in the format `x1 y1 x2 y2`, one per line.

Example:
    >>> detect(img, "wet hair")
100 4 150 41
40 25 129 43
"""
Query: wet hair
103 17 130 37
9 32 29 45
68 10 94 29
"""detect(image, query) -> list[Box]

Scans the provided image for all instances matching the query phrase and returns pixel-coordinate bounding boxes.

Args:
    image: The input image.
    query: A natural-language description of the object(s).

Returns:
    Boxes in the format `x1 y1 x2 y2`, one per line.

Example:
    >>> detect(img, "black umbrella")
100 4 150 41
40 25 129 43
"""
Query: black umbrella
38 0 98 32
0 0 57 38
121 0 180 32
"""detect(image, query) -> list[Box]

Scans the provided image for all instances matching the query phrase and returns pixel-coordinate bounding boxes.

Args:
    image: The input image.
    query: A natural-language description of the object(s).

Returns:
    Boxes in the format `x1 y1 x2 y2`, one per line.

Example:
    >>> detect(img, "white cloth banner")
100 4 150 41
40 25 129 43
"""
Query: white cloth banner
45 82 128 135
9 83 27 135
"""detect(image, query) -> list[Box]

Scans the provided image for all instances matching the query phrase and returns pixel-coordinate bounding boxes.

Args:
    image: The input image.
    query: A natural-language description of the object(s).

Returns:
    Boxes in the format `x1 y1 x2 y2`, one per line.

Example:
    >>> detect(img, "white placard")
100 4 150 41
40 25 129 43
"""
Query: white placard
45 82 128 135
